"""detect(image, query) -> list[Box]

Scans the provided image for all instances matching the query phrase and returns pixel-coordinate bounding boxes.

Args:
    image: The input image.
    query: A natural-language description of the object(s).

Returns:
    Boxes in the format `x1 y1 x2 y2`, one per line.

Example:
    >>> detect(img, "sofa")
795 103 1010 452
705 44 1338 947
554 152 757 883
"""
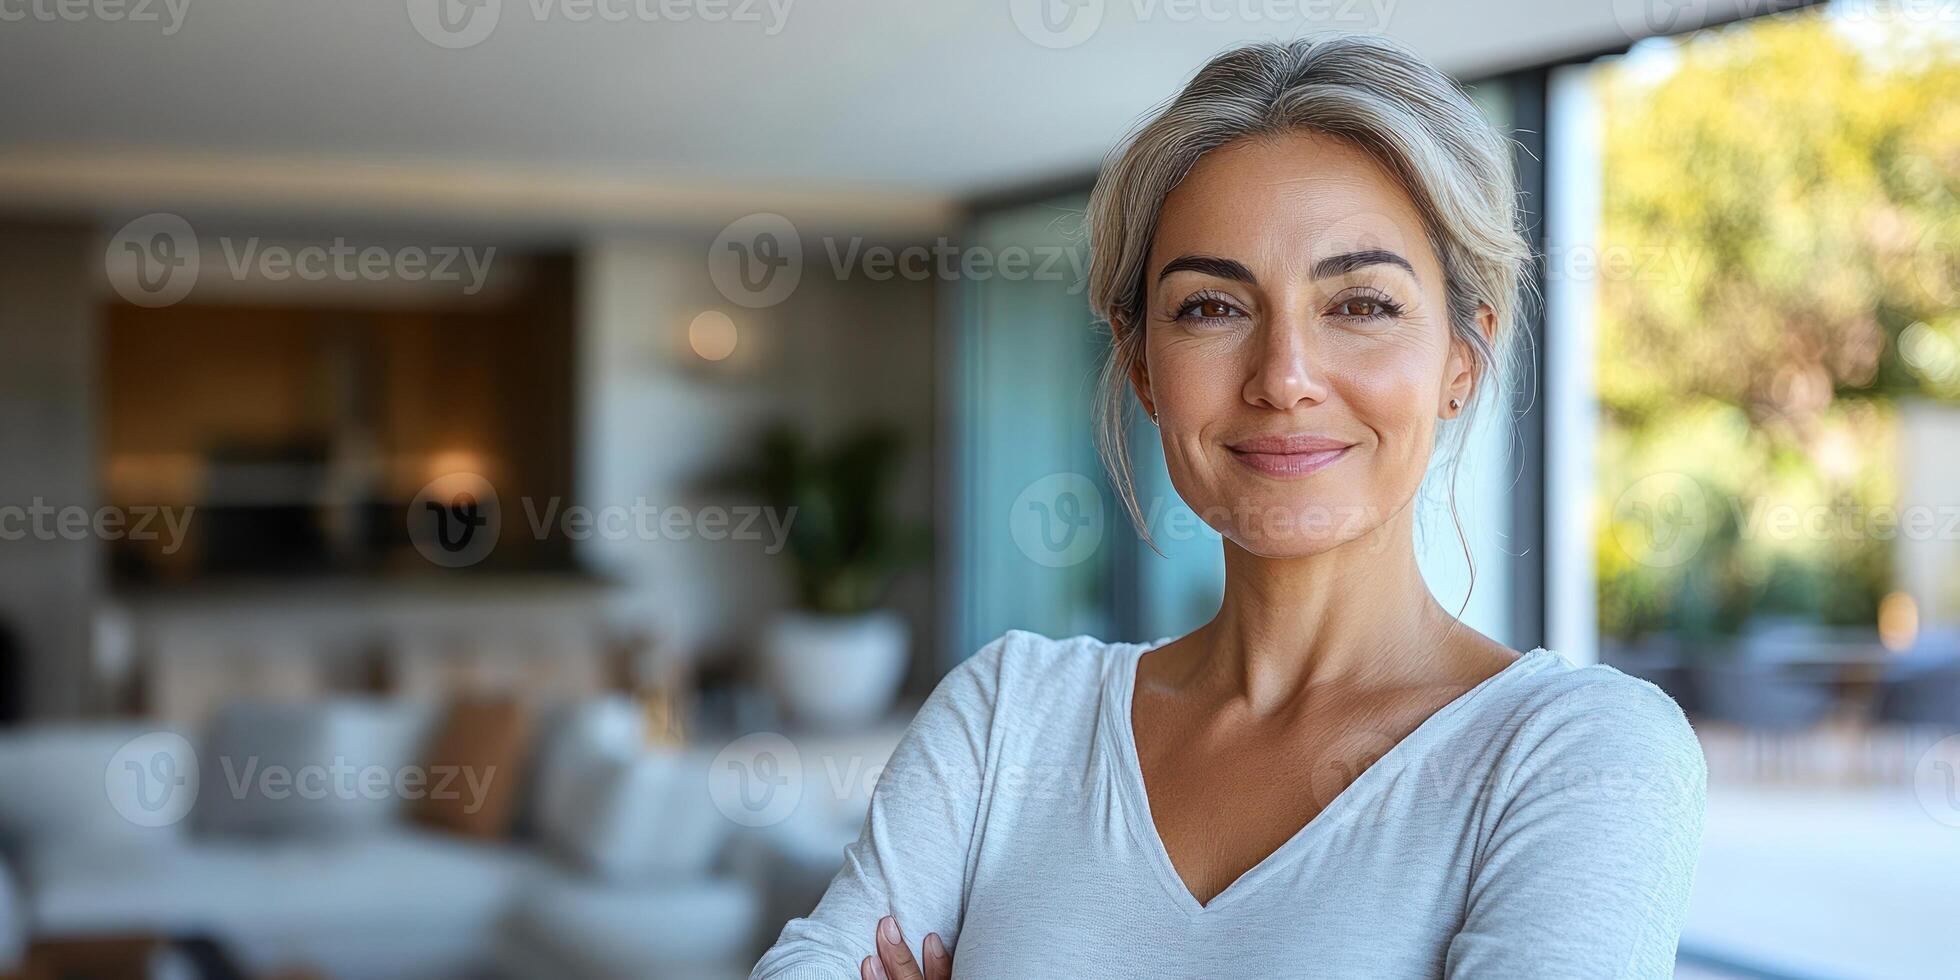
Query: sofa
0 695 764 979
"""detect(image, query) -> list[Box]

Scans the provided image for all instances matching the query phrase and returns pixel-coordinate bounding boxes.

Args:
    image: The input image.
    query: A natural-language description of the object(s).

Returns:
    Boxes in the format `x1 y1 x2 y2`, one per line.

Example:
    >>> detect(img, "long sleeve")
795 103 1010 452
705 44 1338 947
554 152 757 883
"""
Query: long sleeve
749 636 1006 979
1445 675 1709 979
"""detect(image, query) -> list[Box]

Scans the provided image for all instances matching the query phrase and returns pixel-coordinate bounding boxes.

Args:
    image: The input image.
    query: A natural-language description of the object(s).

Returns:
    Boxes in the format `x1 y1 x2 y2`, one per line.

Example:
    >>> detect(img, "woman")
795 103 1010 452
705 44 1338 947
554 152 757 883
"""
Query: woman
752 31 1706 980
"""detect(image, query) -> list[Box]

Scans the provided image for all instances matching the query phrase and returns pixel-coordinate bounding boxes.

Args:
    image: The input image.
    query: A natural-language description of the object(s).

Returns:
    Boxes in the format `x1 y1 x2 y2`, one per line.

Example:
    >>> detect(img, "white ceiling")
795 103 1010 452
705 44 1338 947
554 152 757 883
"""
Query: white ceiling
0 0 1762 230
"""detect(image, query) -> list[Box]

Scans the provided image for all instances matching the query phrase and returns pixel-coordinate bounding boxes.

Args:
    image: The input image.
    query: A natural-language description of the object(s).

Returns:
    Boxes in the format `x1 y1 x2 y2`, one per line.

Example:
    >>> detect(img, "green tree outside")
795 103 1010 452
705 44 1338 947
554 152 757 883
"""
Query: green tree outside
1593 4 1959 647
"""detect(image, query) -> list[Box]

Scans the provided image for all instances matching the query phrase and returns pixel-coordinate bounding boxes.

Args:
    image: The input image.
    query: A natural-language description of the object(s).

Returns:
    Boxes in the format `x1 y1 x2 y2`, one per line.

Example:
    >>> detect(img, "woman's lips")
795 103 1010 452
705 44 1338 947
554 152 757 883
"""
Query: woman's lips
1228 444 1354 477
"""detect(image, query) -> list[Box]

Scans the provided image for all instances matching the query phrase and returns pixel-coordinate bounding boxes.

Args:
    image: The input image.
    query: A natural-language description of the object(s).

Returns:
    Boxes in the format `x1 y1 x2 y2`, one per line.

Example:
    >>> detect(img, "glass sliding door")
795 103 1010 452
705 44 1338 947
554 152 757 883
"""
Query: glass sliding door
947 192 1225 665
947 194 1118 664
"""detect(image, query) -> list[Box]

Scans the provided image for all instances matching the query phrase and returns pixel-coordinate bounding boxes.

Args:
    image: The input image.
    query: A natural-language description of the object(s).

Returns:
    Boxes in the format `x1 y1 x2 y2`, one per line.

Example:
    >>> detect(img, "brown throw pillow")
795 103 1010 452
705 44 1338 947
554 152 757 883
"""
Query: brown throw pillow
410 697 532 839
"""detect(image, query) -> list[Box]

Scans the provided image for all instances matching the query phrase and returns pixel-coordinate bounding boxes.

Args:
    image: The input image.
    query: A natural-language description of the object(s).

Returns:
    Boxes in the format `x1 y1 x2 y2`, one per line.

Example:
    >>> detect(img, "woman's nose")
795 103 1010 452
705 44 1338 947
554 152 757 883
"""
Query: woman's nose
1242 316 1328 411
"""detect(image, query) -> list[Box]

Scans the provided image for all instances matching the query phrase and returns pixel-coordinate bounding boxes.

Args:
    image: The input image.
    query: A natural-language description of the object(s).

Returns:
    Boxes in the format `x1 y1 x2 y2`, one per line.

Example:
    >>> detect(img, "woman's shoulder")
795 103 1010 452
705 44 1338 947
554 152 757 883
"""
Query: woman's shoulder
1481 649 1708 791
920 630 1140 731
954 628 1137 695
977 628 1142 670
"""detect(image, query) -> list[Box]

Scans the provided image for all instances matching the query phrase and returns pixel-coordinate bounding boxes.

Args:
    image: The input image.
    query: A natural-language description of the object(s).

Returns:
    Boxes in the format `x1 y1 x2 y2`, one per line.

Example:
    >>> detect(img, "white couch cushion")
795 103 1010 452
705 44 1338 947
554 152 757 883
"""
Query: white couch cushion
540 745 731 881
193 699 435 840
25 826 542 972
525 695 644 840
0 724 197 850
194 701 334 838
0 857 21 974
499 873 759 977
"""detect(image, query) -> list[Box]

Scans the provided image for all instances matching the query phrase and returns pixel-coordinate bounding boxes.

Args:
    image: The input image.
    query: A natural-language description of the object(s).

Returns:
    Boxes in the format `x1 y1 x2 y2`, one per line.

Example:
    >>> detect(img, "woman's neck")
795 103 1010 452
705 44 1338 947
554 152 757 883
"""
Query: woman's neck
1171 502 1464 715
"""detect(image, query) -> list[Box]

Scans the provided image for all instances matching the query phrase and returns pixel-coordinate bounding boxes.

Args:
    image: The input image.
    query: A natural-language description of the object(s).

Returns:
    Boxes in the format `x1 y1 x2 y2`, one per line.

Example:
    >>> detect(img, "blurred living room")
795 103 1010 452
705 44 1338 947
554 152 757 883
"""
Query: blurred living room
0 0 1956 977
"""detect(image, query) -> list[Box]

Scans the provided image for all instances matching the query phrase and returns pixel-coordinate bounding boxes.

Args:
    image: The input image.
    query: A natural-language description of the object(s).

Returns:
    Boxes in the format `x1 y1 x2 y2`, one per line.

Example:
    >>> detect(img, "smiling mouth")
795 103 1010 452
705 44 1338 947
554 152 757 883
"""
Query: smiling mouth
1227 442 1355 478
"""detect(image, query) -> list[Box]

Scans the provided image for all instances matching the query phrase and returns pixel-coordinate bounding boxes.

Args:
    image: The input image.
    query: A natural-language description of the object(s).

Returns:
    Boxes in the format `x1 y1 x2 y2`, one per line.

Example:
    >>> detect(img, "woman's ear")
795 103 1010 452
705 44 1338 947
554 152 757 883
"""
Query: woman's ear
1442 305 1498 416
1121 319 1156 421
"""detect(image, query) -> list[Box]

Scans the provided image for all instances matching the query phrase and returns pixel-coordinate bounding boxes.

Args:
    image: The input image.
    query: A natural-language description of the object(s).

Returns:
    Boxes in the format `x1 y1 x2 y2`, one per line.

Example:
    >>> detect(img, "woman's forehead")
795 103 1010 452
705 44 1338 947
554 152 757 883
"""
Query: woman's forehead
1151 134 1430 276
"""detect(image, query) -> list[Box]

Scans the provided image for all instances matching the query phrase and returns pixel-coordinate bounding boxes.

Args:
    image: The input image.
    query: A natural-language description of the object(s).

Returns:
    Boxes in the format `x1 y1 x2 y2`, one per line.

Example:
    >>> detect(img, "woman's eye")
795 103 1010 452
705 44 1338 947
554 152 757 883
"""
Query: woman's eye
1175 296 1242 321
1333 295 1401 320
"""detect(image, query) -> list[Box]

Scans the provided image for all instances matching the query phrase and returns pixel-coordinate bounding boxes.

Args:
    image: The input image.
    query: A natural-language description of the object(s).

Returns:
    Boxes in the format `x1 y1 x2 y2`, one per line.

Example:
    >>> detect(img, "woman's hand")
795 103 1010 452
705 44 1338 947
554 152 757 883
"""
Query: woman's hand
859 914 951 980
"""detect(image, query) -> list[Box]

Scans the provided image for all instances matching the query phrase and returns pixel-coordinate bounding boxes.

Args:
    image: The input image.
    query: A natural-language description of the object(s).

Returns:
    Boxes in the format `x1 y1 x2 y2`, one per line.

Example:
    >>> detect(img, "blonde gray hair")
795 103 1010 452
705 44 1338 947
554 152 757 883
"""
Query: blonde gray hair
1086 31 1534 573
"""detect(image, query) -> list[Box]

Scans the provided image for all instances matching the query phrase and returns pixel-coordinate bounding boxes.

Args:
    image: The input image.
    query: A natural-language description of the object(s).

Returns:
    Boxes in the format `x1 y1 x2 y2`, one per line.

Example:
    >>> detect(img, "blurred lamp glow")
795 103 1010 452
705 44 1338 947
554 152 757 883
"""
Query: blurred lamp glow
1878 591 1918 652
689 310 739 361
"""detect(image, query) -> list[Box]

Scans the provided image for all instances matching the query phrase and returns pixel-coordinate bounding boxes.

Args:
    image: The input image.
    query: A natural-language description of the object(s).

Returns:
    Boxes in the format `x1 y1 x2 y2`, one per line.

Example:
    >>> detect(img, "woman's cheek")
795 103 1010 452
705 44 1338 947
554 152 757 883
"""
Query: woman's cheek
1362 380 1438 473
1148 336 1243 429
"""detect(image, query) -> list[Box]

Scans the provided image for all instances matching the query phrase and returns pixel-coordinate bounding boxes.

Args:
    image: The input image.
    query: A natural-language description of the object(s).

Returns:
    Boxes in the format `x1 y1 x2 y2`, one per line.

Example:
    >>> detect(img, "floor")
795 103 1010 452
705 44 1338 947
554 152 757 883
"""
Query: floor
1673 726 1960 979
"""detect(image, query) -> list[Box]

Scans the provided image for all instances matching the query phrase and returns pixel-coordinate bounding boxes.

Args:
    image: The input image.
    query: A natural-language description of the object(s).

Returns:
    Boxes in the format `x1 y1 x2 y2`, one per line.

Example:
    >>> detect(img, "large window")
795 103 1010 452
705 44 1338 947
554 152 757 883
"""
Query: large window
1554 5 1960 975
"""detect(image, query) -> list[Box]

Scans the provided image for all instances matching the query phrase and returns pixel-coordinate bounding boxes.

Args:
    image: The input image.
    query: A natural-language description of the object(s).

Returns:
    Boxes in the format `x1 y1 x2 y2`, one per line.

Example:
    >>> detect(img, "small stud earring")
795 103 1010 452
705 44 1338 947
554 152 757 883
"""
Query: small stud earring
1151 410 1160 426
1448 398 1461 413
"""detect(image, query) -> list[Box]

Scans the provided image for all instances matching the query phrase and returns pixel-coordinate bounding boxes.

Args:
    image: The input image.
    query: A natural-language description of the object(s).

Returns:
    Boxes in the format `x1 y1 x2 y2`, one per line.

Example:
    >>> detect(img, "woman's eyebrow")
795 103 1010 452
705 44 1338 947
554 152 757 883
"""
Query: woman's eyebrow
1313 249 1417 280
1156 255 1255 283
1155 249 1417 284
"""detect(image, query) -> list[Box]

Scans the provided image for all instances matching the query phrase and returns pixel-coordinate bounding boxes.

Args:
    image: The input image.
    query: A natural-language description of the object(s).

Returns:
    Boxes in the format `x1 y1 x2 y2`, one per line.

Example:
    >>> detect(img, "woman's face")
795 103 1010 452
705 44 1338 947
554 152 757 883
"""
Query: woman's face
1134 131 1490 558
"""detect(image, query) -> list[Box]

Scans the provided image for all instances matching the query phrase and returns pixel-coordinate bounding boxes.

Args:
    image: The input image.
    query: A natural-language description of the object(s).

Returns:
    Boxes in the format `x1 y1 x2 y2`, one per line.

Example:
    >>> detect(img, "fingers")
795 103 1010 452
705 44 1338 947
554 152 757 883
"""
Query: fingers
871 914 925 980
924 931 952 980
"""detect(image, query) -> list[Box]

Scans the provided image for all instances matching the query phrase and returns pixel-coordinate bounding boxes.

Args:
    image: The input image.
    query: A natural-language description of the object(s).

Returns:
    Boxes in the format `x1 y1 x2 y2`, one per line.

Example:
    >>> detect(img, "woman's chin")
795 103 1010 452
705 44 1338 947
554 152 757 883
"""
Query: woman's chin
1186 486 1384 558
1222 533 1353 559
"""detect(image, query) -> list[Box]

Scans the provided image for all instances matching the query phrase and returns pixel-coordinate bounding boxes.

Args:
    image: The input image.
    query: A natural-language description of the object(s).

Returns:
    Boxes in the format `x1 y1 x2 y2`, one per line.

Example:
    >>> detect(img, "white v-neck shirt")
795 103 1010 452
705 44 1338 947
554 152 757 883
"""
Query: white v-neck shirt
751 630 1707 979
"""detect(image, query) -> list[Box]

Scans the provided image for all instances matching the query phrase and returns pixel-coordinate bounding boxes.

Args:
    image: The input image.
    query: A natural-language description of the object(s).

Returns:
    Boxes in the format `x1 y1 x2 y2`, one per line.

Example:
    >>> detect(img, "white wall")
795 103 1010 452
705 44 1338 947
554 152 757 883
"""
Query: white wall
576 236 937 666
1544 62 1605 666
1897 398 1960 626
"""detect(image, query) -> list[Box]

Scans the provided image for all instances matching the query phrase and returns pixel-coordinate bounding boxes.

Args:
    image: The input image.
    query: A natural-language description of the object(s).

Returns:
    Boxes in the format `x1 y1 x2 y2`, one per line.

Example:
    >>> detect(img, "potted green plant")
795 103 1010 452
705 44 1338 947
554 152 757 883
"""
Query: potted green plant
712 421 930 728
